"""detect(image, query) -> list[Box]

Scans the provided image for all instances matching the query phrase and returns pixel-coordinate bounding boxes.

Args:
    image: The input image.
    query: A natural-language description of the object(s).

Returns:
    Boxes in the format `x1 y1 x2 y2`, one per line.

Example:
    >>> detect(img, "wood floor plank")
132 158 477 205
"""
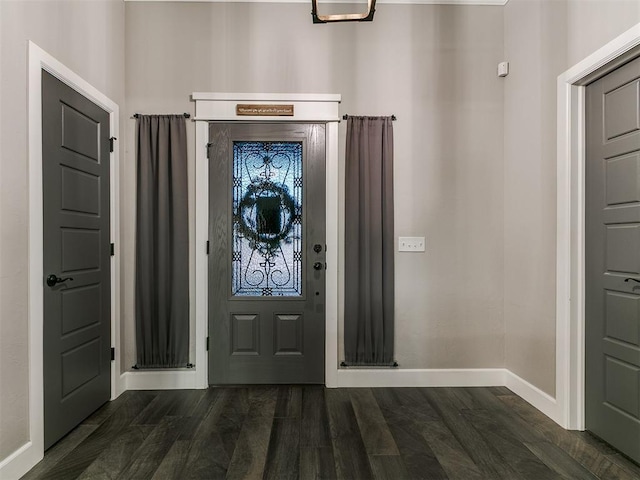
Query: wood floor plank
325 389 373 480
180 389 231 479
401 454 449 480
262 417 300 480
500 394 638 480
349 388 399 456
300 447 337 480
442 387 483 411
372 389 448 480
165 389 207 417
118 416 185 480
20 425 98 480
131 390 186 426
606 453 640 479
488 386 513 396
466 387 544 445
35 391 156 480
211 388 250 461
139 389 224 480
369 455 409 480
423 388 519 479
76 425 155 480
225 387 278 480
524 441 600 480
176 387 223 441
461 408 561 480
274 386 302 418
420 418 484 480
80 391 133 426
300 386 332 448
181 388 249 479
374 388 440 423
150 440 191 480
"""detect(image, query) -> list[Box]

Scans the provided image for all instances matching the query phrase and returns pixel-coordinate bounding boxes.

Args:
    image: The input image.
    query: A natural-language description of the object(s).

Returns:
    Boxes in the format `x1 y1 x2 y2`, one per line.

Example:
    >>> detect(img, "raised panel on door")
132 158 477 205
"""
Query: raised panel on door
586 55 640 463
208 123 326 385
42 71 111 449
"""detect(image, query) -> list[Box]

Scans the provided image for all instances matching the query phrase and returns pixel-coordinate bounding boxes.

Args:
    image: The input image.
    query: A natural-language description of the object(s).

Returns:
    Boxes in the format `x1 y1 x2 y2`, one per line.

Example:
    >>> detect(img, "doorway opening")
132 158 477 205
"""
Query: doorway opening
191 93 341 388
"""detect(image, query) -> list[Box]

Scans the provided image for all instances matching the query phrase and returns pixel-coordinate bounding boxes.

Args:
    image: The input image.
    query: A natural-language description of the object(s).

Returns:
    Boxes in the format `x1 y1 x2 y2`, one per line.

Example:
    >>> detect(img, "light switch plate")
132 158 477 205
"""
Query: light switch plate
398 236 425 252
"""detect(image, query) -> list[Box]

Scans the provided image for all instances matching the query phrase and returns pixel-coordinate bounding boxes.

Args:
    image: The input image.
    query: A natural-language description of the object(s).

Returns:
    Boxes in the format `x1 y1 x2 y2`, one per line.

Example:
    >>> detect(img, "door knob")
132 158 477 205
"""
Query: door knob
313 262 323 271
46 274 73 287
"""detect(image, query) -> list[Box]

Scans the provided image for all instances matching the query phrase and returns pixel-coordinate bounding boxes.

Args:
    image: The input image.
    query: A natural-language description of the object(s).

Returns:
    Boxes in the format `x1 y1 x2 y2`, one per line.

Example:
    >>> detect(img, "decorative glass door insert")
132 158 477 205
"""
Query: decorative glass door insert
232 141 303 296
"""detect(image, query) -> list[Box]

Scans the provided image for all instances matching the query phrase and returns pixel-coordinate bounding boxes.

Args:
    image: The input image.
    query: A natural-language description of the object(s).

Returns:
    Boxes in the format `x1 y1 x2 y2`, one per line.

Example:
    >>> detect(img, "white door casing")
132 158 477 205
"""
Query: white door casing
2 42 122 479
192 93 341 388
556 22 640 430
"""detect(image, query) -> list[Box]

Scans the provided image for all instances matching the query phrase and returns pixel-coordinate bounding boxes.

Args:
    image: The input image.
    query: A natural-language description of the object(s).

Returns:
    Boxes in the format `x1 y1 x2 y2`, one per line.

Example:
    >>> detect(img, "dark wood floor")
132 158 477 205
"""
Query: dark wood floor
22 386 640 480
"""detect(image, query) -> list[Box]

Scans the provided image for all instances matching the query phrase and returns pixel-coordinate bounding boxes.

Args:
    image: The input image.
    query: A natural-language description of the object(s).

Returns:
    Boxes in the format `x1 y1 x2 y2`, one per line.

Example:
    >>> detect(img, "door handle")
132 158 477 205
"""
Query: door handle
313 262 324 271
46 274 73 287
624 278 640 284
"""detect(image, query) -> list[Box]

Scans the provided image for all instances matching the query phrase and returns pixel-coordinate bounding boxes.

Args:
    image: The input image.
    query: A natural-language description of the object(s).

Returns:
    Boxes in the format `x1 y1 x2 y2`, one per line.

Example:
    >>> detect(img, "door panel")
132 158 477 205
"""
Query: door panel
586 55 640 463
208 123 326 384
605 291 640 345
42 71 111 449
604 79 640 140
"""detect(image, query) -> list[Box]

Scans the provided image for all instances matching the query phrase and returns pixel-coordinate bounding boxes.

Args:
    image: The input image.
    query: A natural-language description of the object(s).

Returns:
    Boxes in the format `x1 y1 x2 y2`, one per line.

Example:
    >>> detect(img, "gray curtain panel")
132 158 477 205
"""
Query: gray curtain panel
135 115 189 368
344 116 395 365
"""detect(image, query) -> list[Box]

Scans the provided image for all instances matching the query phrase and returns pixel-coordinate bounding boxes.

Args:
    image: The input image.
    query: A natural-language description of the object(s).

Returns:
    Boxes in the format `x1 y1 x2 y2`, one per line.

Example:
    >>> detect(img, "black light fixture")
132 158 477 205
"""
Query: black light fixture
311 0 376 23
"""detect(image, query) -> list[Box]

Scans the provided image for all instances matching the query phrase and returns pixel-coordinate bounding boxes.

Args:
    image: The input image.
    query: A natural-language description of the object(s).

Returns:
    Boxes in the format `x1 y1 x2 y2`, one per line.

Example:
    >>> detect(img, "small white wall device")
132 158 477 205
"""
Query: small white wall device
498 61 510 77
398 237 425 252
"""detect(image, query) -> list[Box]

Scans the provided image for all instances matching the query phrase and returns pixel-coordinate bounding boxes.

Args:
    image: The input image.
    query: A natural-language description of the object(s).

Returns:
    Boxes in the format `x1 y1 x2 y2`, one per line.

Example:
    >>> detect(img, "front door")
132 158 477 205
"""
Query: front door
208 123 326 384
585 55 640 463
42 71 112 449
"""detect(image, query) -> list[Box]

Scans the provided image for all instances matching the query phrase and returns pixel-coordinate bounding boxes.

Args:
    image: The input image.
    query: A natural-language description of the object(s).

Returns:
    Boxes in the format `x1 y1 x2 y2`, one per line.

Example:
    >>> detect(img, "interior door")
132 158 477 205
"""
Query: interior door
208 123 326 384
585 55 640 463
42 71 111 449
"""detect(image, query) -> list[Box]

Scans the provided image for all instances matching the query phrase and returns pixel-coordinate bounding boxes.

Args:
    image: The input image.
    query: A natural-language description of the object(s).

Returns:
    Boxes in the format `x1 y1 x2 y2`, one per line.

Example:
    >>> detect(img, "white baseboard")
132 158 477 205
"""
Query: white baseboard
335 367 507 388
505 370 562 425
122 369 205 390
0 441 42 480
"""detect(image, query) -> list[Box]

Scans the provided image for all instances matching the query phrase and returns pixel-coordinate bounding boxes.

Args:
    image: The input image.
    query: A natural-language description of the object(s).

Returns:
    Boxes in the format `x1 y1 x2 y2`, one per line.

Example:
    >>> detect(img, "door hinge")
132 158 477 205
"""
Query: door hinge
206 336 210 351
110 243 115 256
206 241 210 255
206 143 212 159
110 347 115 361
109 137 117 153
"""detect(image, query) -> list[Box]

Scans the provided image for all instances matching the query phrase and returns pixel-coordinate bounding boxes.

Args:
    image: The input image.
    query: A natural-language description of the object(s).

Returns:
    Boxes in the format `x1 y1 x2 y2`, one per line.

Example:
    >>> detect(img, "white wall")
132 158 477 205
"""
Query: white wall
0 0 125 462
124 2 506 373
503 0 640 396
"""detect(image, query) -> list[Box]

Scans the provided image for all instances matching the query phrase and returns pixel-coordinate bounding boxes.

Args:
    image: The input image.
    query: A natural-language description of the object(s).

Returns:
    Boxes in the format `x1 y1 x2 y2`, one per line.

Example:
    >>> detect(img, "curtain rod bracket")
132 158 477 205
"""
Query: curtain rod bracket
132 113 191 119
342 114 397 121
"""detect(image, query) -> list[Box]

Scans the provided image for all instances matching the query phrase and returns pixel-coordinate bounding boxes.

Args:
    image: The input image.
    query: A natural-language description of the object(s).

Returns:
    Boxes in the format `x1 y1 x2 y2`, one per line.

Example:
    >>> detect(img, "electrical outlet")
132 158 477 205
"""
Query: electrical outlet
398 236 425 252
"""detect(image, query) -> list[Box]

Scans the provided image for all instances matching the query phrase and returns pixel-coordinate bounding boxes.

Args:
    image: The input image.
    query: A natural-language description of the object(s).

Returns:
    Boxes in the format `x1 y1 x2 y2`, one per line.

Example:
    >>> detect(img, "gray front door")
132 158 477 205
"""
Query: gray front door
42 71 111 449
208 123 326 384
586 55 640 463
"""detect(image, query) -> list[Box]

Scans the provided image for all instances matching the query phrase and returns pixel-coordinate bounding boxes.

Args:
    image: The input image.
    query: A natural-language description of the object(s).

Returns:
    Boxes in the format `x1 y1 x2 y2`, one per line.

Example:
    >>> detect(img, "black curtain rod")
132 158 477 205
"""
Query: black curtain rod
132 112 191 119
342 114 397 121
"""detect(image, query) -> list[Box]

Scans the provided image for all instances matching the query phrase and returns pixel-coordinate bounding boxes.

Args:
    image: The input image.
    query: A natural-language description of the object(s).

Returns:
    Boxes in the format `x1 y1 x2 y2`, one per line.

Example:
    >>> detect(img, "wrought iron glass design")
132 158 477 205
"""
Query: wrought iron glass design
232 141 303 296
